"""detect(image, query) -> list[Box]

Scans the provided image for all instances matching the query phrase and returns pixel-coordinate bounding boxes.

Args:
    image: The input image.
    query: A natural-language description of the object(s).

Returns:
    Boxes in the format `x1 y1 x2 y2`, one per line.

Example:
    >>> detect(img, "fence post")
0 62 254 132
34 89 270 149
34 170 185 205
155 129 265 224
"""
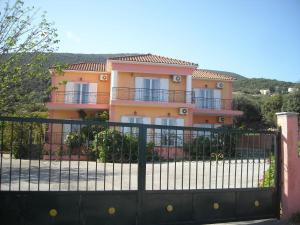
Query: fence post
276 112 300 219
137 124 147 225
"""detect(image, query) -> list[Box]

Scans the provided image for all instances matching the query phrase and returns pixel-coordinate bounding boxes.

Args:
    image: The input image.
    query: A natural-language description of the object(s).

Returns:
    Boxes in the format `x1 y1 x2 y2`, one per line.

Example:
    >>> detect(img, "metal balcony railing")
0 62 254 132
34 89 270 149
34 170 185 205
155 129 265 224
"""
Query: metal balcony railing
112 87 192 103
193 97 233 110
50 91 110 104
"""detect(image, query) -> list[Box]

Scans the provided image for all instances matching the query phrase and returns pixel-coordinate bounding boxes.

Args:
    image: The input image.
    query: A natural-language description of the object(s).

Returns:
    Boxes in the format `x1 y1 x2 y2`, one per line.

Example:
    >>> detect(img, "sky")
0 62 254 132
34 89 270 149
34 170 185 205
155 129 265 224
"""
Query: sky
25 0 300 82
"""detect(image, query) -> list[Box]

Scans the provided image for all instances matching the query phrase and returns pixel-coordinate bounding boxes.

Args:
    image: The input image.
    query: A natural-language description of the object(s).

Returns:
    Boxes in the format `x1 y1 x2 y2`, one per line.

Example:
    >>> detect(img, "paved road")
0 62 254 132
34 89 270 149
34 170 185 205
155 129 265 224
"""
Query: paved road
0 154 271 191
207 219 294 225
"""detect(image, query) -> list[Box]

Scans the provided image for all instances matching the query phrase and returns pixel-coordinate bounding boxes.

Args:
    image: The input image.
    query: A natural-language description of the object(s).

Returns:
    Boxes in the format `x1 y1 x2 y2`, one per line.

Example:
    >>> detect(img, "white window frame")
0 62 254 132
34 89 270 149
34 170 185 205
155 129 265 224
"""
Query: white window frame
155 118 184 147
193 88 221 109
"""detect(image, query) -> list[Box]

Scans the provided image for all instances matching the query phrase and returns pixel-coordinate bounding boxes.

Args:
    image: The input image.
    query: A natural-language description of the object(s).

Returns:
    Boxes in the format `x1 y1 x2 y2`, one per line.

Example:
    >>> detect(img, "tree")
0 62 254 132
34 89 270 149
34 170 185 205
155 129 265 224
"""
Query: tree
0 0 59 116
283 90 300 125
233 95 264 129
261 94 283 127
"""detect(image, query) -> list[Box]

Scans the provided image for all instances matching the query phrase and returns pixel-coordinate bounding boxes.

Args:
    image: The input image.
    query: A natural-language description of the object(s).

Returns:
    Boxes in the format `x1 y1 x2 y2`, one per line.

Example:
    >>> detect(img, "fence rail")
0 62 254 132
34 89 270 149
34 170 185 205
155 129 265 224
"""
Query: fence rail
0 117 278 192
51 91 110 104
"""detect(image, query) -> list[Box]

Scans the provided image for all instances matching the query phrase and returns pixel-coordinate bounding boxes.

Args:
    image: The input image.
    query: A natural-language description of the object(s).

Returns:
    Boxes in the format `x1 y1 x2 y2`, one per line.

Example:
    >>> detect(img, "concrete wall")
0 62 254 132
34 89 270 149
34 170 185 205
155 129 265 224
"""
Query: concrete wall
276 112 300 220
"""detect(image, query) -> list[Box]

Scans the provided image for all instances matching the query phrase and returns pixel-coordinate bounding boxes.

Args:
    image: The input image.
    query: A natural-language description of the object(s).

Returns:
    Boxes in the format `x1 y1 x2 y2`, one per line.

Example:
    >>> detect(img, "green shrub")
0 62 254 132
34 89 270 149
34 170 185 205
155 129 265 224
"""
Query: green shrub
93 129 156 163
261 155 275 187
64 132 86 155
184 133 236 160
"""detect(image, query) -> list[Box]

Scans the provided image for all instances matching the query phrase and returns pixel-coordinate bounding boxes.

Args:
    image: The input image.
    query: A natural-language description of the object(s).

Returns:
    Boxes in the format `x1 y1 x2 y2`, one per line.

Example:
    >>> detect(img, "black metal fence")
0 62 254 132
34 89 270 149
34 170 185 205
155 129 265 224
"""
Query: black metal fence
0 117 279 192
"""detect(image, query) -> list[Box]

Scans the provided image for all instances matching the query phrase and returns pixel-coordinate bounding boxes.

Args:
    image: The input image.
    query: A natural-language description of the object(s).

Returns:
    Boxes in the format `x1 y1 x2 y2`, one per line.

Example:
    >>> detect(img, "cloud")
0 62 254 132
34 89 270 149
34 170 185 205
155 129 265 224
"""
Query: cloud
65 31 81 43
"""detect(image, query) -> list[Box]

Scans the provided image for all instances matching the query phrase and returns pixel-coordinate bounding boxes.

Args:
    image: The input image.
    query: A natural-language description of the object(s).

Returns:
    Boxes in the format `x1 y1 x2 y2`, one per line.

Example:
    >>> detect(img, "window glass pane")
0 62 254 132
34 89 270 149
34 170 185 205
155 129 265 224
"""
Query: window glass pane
81 83 89 103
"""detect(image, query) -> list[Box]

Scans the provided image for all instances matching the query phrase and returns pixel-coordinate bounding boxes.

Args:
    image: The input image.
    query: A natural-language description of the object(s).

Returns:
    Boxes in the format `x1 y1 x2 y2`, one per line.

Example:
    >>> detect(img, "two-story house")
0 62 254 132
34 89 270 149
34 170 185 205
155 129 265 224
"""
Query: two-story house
47 54 242 150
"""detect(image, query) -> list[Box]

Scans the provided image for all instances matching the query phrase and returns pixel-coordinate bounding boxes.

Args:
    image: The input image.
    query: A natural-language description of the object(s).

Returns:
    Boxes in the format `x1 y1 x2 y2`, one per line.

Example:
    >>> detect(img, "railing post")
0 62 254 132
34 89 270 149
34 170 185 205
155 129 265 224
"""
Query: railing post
276 112 300 220
137 124 147 225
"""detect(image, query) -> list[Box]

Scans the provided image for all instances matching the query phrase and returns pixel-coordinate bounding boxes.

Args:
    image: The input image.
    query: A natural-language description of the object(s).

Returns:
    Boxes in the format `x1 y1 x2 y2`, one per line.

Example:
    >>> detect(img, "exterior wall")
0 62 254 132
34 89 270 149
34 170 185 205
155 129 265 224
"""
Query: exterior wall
110 61 195 75
276 112 300 220
110 105 189 126
117 72 187 91
192 79 233 100
193 115 233 125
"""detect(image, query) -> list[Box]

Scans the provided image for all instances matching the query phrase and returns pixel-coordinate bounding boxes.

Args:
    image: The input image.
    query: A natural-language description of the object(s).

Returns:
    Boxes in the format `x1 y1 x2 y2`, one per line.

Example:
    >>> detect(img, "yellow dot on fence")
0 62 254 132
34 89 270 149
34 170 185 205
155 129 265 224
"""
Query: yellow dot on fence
49 209 58 217
213 202 220 210
108 207 116 215
166 204 174 213
254 200 260 207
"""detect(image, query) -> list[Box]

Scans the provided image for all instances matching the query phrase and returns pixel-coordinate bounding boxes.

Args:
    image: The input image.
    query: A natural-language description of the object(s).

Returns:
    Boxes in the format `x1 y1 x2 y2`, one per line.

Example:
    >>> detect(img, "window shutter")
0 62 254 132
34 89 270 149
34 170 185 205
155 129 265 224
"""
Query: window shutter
154 118 162 146
135 77 143 100
160 79 169 102
121 116 130 134
143 117 151 124
213 89 221 109
88 83 97 104
65 82 74 103
176 118 184 146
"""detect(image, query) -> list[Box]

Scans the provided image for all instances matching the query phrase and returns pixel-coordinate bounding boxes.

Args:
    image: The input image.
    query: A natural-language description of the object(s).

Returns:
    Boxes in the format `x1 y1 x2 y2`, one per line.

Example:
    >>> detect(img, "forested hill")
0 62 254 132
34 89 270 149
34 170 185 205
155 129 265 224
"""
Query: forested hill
47 53 298 94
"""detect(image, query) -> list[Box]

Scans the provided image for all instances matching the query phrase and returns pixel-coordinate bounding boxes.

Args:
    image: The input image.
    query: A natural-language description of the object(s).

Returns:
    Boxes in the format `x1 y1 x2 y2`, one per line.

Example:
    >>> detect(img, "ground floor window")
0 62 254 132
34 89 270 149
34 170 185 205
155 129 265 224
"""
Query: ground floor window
155 118 184 147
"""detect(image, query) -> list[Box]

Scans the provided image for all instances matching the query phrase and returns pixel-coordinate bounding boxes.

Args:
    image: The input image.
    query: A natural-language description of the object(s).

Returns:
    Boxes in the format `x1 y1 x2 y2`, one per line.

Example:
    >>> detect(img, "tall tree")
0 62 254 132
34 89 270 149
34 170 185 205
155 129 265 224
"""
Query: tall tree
261 94 283 127
0 0 59 115
233 95 264 129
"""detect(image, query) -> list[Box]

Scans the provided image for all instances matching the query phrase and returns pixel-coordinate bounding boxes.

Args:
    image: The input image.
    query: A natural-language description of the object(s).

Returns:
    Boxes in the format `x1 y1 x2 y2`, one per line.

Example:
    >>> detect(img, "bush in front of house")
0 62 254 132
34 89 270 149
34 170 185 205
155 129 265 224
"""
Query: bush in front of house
93 129 156 163
184 133 236 160
64 132 86 155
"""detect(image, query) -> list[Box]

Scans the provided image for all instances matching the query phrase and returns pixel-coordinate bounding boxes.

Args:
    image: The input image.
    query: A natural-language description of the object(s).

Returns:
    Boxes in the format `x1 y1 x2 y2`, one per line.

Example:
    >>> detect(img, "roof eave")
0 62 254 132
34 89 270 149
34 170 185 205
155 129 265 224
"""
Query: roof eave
108 59 198 69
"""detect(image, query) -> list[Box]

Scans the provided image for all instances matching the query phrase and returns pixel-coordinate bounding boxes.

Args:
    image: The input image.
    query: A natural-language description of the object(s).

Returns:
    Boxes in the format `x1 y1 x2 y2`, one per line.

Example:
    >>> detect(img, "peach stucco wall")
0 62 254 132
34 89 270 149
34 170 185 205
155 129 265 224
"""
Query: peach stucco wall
51 70 110 104
276 112 300 220
192 79 233 100
110 61 195 75
193 115 232 125
117 72 187 91
110 105 190 126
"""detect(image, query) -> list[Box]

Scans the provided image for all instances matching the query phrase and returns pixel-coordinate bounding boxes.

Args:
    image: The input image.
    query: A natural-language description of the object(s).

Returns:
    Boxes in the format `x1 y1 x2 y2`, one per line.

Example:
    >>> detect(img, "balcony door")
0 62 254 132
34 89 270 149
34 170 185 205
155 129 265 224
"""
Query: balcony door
135 77 169 102
194 88 221 109
64 82 97 104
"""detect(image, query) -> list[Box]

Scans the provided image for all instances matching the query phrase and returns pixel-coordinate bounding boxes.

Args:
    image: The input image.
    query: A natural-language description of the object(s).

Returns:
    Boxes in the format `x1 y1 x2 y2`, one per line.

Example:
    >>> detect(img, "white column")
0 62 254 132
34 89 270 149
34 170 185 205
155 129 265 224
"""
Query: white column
110 70 118 101
186 75 192 103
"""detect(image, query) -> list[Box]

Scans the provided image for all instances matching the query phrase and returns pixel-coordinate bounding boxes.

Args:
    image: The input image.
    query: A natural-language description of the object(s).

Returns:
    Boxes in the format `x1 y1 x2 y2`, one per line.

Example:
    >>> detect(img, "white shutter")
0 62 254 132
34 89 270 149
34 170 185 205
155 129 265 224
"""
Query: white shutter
135 77 143 100
154 118 162 146
63 124 71 142
143 117 151 143
176 119 184 146
143 117 151 124
121 116 130 134
160 78 169 102
64 82 74 103
88 83 97 104
213 89 221 109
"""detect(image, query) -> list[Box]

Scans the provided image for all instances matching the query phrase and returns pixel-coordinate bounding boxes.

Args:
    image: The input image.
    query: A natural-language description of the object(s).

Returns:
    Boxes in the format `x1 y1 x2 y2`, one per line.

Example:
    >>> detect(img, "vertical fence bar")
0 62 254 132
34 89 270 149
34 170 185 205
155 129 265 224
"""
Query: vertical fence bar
9 122 14 191
19 122 24 191
137 124 147 225
28 124 33 191
275 129 281 219
59 123 63 191
49 123 53 191
0 121 4 191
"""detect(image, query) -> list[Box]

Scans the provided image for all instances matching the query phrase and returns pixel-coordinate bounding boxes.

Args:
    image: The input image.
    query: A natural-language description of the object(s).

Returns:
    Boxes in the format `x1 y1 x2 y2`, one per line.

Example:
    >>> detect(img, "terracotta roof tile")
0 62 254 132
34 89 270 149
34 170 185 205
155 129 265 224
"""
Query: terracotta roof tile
192 69 236 81
51 62 106 72
109 54 198 67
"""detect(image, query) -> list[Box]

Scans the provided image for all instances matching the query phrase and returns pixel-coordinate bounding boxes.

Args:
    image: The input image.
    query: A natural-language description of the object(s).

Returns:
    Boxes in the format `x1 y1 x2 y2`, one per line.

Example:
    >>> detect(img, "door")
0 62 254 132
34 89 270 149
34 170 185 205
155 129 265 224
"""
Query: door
135 77 169 102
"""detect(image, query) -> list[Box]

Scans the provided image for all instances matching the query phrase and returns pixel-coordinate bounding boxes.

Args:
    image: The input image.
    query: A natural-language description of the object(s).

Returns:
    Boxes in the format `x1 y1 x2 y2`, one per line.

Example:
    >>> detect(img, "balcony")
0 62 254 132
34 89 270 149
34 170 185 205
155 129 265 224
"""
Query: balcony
47 91 110 110
193 97 233 110
111 87 193 107
193 97 243 116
